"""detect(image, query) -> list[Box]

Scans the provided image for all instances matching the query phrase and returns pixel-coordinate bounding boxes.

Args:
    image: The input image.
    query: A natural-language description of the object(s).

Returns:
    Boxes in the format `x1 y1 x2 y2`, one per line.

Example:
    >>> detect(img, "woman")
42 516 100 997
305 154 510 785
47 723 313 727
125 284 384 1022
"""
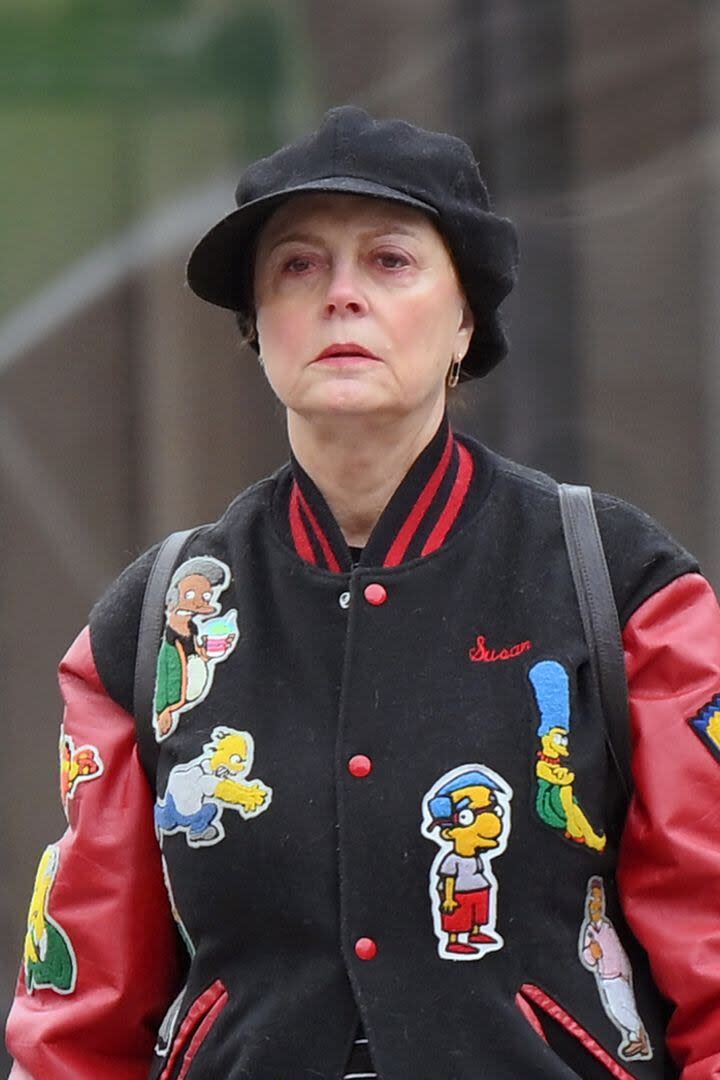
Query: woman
6 106 720 1079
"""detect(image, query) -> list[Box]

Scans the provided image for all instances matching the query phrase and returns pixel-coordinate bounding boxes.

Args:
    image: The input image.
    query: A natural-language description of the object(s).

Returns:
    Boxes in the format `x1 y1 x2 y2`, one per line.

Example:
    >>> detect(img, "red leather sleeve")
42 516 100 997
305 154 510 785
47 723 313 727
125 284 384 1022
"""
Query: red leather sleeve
5 627 182 1080
618 572 720 1078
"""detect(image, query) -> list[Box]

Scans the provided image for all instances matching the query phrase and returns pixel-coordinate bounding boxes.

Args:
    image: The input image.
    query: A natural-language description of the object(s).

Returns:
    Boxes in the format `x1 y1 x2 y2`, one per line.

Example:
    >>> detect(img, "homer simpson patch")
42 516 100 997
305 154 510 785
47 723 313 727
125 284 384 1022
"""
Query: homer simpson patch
23 844 77 995
528 660 606 852
155 727 272 848
421 764 512 960
579 877 653 1062
59 729 104 815
688 693 720 763
153 556 239 742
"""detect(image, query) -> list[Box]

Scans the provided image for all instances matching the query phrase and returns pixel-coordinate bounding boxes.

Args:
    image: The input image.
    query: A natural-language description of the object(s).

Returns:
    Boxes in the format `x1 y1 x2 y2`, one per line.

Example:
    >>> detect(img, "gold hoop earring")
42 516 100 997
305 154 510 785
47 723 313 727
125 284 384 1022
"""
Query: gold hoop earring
447 354 462 388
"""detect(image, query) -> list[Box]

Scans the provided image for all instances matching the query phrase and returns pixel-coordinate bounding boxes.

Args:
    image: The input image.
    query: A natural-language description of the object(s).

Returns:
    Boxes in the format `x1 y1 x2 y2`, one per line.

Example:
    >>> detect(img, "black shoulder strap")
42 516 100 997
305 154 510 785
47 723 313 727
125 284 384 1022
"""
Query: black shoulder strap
558 483 633 803
133 525 208 788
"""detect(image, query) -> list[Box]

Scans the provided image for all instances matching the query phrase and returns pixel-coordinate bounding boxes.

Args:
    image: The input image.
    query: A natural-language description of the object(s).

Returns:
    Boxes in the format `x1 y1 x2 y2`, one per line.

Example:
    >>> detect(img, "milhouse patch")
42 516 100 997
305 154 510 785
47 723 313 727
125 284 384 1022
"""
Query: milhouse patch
59 729 104 813
688 693 720 763
153 556 239 742
421 764 512 961
528 660 606 852
155 727 272 848
23 844 77 995
579 877 653 1062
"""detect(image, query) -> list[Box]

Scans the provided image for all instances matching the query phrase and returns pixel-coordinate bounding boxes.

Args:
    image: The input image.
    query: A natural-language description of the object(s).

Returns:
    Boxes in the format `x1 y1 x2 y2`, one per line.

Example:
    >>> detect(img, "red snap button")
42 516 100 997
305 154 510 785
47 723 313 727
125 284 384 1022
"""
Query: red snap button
354 937 377 960
363 583 387 606
348 754 373 777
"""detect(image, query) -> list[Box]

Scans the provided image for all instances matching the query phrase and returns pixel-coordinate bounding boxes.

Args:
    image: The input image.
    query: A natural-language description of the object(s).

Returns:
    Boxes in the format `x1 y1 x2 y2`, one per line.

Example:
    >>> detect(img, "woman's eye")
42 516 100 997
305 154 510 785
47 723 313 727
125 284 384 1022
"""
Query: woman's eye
282 255 314 273
376 251 409 269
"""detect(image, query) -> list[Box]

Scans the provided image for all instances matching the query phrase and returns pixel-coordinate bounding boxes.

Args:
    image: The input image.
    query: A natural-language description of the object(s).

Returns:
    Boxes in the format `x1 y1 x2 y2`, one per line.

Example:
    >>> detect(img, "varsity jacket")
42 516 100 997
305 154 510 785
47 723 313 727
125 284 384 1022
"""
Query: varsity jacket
7 415 720 1080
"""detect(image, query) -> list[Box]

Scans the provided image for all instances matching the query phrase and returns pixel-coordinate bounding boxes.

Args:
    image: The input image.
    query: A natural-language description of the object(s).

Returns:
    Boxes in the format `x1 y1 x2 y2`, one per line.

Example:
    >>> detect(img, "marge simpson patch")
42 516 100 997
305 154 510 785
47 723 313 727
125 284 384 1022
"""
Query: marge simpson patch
688 693 720 763
153 556 238 742
528 660 606 852
422 764 512 961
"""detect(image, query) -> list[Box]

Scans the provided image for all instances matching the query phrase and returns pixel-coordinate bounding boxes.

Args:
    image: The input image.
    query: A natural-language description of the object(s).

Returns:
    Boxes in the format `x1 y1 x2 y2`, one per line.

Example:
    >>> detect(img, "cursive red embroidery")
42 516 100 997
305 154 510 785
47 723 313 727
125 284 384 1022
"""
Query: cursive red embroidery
469 635 532 663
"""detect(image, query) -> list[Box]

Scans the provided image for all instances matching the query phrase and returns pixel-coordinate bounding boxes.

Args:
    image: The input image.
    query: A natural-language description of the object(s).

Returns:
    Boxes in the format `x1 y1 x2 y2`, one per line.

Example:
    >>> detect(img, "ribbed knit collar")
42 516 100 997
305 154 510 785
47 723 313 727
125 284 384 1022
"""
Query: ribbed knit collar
271 414 493 573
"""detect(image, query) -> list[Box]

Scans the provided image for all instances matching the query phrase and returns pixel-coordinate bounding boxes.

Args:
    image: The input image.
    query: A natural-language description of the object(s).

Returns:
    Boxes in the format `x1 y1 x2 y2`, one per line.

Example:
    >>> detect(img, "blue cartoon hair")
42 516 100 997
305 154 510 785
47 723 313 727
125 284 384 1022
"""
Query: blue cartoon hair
528 660 570 737
427 768 502 825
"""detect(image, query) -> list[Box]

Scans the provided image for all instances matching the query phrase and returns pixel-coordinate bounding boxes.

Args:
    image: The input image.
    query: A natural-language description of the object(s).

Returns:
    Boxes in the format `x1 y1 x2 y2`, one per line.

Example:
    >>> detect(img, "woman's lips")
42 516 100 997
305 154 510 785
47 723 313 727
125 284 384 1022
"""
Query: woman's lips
313 344 382 364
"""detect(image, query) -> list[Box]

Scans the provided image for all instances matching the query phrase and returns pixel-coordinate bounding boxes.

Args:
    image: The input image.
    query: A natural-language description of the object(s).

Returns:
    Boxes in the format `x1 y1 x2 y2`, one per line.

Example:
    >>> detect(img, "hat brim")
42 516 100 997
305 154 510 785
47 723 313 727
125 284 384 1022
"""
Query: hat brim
186 177 438 311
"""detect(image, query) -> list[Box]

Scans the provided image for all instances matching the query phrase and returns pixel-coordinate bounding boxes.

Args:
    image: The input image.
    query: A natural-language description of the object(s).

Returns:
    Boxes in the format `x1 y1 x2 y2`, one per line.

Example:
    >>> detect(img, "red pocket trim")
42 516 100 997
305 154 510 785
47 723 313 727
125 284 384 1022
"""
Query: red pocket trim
518 983 634 1080
515 991 547 1042
160 979 227 1080
177 988 229 1080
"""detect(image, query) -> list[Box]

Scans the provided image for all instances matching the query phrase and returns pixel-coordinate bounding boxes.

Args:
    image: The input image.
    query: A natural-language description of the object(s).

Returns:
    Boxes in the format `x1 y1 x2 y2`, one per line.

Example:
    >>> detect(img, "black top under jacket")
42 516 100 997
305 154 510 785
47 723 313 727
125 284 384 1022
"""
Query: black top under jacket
89 416 698 1079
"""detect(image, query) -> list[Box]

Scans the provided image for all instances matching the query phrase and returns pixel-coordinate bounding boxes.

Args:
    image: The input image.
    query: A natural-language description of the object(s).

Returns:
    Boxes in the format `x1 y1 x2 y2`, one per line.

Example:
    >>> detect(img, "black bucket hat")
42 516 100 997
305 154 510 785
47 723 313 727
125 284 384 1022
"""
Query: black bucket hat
186 106 519 380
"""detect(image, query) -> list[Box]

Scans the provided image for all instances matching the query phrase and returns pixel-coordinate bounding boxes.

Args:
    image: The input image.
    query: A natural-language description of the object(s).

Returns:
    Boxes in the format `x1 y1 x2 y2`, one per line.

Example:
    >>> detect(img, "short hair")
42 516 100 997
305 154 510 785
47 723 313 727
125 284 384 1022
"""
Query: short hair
165 556 228 611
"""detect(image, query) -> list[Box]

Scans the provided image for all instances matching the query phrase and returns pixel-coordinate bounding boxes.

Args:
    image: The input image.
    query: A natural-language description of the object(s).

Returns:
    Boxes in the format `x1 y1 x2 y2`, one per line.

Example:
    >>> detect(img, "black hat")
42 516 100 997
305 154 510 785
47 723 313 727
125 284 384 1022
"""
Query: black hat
186 106 519 379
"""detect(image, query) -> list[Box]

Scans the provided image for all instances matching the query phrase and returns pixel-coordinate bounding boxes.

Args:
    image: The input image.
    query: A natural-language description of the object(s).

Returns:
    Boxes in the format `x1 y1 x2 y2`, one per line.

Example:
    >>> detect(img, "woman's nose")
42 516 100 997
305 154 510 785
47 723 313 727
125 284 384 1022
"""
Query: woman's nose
323 261 369 317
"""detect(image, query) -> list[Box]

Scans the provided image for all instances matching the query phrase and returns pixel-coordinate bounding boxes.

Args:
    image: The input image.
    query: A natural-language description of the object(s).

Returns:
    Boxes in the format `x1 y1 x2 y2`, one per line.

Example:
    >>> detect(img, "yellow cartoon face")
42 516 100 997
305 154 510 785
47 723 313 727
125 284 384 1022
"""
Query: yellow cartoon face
209 732 250 778
440 784 506 856
541 726 569 759
27 846 56 948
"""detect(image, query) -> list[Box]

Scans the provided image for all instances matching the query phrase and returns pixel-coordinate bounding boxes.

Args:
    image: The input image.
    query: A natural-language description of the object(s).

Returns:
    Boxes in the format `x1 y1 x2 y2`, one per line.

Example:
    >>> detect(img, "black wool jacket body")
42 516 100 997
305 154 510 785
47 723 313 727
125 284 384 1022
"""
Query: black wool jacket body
9 415 715 1080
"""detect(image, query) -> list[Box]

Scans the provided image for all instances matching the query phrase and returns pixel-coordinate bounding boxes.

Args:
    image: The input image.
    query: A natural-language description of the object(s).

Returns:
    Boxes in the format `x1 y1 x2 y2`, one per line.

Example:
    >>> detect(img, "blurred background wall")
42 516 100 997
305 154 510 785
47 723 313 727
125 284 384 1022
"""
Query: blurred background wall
1 0 715 1066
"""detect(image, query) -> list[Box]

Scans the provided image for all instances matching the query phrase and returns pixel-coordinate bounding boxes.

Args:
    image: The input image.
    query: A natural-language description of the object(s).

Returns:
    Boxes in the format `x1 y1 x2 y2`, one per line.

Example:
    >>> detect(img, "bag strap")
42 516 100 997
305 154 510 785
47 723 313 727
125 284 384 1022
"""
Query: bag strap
558 483 633 803
133 525 208 788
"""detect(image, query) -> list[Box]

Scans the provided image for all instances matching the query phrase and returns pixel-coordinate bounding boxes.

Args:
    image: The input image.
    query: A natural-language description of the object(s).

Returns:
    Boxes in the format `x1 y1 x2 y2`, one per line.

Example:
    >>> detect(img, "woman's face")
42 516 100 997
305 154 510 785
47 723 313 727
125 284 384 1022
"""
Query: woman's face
252 193 474 423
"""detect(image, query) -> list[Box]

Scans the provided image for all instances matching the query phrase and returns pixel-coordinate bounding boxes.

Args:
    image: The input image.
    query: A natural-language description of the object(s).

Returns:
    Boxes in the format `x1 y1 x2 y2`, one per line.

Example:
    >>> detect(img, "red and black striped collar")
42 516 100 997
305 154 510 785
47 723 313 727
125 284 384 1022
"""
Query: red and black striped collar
271 415 494 572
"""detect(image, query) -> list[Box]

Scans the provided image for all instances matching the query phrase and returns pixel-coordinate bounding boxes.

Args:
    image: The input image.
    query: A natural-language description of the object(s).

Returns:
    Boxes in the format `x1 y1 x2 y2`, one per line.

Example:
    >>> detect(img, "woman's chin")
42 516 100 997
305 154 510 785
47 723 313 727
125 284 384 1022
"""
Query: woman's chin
298 379 395 417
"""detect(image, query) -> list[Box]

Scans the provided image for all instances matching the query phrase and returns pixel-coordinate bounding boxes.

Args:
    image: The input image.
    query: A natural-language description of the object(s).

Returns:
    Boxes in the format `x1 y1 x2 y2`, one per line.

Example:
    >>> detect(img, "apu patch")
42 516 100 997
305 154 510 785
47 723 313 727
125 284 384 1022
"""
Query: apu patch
578 876 653 1062
528 660 606 853
59 730 104 813
421 763 512 961
153 555 239 742
23 844 77 995
155 727 272 848
688 693 720 763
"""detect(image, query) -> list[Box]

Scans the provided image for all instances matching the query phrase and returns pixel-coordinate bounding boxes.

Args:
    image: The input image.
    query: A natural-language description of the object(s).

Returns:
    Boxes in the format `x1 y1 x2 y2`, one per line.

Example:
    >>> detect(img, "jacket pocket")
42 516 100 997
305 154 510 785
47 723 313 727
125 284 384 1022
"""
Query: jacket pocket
159 979 228 1080
516 983 635 1080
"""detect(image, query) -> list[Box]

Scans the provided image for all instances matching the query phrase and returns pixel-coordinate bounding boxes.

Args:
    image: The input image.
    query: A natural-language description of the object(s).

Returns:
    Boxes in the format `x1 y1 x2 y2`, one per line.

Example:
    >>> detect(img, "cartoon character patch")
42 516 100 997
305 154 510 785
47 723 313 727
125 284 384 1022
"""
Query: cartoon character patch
59 730 104 813
579 877 653 1062
161 854 195 958
23 844 77 995
421 764 512 960
155 727 272 848
153 556 239 742
155 986 186 1058
528 660 606 852
688 693 720 763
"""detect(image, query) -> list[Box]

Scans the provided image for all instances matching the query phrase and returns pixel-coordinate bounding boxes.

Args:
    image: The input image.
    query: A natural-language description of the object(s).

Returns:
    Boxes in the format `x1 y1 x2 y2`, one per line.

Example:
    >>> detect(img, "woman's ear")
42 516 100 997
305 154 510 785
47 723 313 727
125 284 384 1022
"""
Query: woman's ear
459 300 474 337
455 300 474 359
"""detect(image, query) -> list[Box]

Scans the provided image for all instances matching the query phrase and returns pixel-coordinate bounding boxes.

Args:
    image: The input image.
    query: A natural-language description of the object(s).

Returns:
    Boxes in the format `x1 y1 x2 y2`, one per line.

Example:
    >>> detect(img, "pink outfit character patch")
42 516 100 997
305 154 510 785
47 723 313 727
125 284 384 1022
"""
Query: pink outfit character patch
579 876 652 1062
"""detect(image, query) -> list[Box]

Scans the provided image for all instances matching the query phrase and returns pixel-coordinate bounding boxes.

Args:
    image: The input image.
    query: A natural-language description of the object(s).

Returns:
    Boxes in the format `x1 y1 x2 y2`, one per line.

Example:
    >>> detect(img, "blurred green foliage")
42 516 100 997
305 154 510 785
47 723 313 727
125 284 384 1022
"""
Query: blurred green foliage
0 3 286 103
0 2 297 318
